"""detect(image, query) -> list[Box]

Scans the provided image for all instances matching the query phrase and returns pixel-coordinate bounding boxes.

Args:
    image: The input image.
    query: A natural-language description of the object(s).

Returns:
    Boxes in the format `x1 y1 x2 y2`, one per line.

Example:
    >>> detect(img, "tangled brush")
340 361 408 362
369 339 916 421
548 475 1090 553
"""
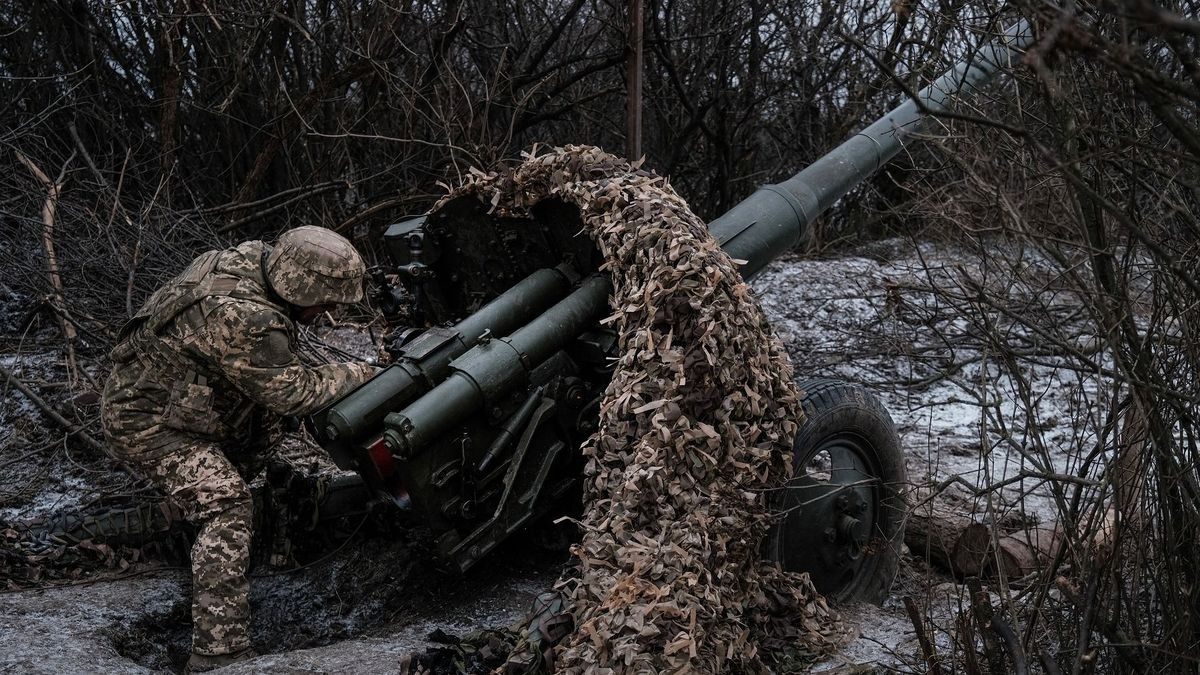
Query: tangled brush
440 146 846 672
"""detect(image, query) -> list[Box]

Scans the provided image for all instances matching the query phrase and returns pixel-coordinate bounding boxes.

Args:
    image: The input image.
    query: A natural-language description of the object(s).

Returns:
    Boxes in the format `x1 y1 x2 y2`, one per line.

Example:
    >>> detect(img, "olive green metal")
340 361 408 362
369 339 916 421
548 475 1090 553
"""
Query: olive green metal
384 275 611 457
711 20 1033 279
455 267 574 345
324 363 422 442
321 266 572 443
477 385 546 475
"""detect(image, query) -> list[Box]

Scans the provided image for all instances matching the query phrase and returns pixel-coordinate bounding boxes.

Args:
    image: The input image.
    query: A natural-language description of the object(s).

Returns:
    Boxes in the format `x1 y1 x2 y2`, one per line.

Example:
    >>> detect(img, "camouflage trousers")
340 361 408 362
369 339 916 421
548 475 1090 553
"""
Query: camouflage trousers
136 444 259 657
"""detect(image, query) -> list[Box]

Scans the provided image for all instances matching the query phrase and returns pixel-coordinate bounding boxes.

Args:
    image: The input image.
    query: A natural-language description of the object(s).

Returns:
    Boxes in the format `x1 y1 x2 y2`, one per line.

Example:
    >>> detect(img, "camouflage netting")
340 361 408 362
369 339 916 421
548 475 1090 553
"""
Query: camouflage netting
438 146 847 672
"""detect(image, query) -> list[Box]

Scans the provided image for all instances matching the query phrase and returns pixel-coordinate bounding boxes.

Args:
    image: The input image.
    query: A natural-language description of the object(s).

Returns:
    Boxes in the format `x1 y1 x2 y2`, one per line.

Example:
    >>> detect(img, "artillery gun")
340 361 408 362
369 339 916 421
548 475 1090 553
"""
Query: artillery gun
309 23 1033 603
16 23 1030 604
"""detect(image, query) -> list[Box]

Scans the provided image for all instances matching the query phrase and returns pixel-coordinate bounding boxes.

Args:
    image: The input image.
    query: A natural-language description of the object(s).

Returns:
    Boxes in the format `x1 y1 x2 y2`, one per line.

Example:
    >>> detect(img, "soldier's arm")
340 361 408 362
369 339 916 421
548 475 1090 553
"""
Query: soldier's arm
205 302 376 417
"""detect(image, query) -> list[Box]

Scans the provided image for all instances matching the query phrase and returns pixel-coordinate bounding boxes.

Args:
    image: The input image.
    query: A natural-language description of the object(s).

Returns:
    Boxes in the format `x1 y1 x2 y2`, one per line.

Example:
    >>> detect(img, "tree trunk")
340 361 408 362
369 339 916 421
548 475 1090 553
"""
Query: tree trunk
906 491 992 576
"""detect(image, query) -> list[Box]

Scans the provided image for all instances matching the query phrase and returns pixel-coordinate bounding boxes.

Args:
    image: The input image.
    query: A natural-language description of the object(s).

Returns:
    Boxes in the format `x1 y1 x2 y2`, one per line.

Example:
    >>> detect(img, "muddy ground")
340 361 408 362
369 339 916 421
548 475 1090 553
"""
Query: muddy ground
0 239 1093 673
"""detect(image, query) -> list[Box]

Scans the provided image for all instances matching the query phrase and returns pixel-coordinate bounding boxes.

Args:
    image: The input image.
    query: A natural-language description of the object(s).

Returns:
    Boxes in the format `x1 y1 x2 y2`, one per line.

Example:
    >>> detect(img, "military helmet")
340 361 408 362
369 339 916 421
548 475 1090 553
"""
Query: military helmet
265 226 366 307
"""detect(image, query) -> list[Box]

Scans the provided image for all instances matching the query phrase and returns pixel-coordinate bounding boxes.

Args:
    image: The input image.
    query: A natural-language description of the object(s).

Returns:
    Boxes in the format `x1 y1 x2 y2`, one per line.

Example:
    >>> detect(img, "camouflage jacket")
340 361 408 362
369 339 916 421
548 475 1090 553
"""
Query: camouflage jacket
101 241 375 461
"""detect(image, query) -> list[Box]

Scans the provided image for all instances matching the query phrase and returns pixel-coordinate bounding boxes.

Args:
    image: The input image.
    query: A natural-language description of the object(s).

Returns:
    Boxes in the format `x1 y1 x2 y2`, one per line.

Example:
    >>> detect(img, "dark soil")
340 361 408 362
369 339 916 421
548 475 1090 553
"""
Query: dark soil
100 520 567 672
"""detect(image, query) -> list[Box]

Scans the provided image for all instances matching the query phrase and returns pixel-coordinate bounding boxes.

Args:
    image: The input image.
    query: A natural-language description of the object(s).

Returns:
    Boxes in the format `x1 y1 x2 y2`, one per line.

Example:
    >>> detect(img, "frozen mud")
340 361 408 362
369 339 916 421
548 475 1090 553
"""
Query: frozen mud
1 538 562 673
1 576 184 674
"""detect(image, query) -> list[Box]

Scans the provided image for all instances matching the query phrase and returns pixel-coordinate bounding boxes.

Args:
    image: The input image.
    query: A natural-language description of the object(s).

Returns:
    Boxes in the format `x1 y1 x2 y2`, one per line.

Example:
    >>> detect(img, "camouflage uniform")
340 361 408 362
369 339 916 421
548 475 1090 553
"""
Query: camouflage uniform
101 233 375 658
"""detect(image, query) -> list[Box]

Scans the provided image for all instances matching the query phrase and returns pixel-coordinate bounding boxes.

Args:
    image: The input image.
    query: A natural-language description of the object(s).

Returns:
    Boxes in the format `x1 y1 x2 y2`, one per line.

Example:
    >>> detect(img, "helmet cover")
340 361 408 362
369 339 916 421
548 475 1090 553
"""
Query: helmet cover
266 226 366 307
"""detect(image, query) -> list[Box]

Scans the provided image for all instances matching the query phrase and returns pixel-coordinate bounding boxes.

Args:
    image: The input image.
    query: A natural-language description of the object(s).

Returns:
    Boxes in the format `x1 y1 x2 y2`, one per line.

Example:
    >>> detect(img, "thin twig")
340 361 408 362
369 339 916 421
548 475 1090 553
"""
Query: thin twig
990 613 1030 675
198 180 349 216
0 436 63 472
1055 576 1148 670
1038 647 1063 675
903 596 945 675
0 362 106 455
333 196 415 233
966 577 1005 674
216 181 350 233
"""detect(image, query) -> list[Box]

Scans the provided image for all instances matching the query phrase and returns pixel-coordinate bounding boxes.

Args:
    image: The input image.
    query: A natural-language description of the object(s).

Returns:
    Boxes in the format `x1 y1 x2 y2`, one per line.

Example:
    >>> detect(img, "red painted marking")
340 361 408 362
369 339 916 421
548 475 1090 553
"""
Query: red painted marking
366 435 394 478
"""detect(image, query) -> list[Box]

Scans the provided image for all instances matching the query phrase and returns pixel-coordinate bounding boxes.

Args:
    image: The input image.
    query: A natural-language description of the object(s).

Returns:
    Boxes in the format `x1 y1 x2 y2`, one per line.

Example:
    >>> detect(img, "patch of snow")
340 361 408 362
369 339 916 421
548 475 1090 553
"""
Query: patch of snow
753 239 1110 669
0 472 90 521
753 240 1105 525
0 576 186 674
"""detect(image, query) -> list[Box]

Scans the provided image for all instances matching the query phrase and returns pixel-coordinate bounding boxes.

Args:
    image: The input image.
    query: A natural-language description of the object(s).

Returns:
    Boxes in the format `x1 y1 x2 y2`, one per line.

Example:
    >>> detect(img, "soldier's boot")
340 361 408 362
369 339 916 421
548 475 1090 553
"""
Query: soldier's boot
503 590 573 673
184 646 258 673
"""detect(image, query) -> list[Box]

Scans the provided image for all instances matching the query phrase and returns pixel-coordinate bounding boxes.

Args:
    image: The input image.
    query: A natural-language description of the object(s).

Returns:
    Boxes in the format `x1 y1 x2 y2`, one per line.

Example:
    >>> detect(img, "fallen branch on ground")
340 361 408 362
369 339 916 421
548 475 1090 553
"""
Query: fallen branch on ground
0 362 106 455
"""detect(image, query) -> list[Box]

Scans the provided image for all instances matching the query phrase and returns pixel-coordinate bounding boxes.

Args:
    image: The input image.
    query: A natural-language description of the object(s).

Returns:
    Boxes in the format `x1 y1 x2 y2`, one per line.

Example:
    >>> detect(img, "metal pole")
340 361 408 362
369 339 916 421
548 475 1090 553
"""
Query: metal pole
626 0 644 160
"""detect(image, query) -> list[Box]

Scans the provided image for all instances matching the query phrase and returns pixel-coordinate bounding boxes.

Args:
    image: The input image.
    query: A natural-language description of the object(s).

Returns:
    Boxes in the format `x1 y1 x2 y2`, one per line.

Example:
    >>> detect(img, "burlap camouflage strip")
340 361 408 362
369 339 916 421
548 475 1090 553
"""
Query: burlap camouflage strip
438 146 847 672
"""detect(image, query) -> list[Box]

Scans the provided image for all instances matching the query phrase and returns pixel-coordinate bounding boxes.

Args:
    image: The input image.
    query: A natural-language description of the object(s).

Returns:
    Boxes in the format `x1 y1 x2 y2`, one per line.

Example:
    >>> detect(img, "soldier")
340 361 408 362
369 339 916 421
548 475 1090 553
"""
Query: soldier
100 226 378 673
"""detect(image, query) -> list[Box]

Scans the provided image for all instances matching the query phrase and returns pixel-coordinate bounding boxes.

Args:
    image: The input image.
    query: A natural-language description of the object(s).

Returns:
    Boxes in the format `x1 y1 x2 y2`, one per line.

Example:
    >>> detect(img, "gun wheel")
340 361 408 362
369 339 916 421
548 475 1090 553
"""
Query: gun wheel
766 378 906 605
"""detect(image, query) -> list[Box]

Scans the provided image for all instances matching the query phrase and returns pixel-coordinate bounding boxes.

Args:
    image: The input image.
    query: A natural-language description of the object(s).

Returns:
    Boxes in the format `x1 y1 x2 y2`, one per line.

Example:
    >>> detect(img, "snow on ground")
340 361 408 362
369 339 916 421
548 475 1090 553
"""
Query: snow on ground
753 238 1106 670
0 576 184 674
0 240 1103 672
0 470 93 522
754 240 1105 524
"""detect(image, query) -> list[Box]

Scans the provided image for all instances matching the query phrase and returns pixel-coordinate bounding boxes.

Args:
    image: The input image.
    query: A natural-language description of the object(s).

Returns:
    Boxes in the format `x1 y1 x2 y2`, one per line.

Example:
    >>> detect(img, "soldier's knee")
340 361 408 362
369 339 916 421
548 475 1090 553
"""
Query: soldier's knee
214 490 253 525
192 490 253 565
192 476 253 524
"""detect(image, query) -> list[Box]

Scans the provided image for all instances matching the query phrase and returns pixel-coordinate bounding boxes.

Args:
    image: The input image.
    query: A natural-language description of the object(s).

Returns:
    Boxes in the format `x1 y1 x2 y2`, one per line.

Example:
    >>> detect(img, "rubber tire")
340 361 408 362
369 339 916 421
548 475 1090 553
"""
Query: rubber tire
767 378 906 605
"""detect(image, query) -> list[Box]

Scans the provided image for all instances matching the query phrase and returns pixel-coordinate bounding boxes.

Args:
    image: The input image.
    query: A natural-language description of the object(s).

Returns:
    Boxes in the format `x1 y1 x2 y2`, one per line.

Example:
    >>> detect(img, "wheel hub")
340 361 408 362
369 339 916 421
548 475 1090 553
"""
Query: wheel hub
767 436 881 600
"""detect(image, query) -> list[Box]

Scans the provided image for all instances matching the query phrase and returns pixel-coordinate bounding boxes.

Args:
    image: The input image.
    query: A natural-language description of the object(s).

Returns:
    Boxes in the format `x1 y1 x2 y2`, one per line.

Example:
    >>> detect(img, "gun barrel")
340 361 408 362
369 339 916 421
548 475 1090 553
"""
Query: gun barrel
381 21 1032 457
383 276 611 457
712 20 1032 279
321 266 573 444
